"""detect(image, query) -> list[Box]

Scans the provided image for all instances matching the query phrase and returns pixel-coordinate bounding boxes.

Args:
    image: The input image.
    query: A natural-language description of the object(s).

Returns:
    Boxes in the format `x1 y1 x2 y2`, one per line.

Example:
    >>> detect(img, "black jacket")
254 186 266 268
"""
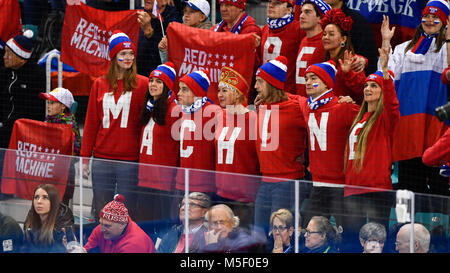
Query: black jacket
0 60 46 148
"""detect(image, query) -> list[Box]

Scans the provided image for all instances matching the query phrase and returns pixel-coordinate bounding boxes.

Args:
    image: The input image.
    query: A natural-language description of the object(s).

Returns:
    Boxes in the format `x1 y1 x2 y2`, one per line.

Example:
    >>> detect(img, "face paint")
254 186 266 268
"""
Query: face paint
118 58 124 62
434 20 441 24
312 83 319 87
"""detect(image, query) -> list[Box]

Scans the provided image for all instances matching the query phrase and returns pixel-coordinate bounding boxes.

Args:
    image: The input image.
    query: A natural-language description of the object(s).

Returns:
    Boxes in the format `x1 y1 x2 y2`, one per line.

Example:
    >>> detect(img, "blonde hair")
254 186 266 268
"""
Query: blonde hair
345 91 384 172
270 208 294 228
265 83 288 104
106 55 137 94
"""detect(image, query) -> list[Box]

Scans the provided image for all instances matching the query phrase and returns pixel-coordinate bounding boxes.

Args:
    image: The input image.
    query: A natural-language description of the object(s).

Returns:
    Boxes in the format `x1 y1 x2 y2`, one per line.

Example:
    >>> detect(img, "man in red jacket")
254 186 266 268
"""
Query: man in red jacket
82 194 156 253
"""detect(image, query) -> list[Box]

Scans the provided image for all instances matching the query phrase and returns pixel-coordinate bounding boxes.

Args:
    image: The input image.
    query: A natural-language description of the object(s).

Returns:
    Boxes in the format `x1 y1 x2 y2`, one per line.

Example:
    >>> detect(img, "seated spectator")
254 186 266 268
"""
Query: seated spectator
39 88 82 206
303 216 340 253
157 192 210 253
22 184 75 253
158 0 212 63
83 194 156 253
0 212 23 253
395 223 430 253
200 204 263 253
269 208 297 253
359 222 387 253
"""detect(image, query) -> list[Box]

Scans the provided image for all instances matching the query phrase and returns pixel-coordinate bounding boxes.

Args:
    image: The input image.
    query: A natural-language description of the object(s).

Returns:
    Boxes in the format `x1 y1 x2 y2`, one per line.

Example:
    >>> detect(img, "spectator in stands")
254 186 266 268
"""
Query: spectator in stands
382 2 450 198
320 8 366 105
395 223 430 253
214 66 260 231
0 30 45 200
343 28 400 252
296 0 331 97
83 194 156 253
158 192 210 253
323 0 378 75
136 0 181 77
300 60 360 230
158 0 212 63
269 208 297 253
253 56 308 236
80 30 148 221
22 184 75 253
214 0 262 103
200 204 263 253
423 127 450 168
136 62 180 222
303 215 340 253
174 70 221 197
39 88 81 206
442 15 450 84
0 211 24 253
0 30 45 149
261 0 304 94
359 222 387 253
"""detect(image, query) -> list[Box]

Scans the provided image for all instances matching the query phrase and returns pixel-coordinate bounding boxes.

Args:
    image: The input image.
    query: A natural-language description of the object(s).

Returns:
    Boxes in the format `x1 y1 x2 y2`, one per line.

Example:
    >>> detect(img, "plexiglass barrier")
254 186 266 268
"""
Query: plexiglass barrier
0 147 449 253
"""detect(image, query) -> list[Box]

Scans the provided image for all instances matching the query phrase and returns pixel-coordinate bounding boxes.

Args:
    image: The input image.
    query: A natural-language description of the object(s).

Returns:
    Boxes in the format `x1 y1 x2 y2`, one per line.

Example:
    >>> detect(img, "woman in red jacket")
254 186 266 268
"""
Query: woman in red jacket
342 43 400 252
80 30 148 221
136 62 181 222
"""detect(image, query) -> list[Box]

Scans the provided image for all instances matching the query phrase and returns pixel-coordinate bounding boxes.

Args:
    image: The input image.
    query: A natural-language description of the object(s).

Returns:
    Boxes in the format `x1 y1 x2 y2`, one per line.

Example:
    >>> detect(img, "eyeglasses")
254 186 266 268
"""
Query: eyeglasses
304 229 322 236
272 225 288 232
178 202 206 209
209 220 230 227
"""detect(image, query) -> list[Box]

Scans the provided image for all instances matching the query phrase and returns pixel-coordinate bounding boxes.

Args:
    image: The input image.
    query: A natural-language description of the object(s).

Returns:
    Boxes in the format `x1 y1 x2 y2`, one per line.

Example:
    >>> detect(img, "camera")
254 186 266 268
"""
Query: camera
435 102 450 121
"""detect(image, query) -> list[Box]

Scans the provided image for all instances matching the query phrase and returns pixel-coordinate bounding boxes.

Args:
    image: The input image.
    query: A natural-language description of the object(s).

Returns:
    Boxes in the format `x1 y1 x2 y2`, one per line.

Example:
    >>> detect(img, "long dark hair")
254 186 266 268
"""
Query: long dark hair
140 84 171 126
404 24 445 53
24 184 60 245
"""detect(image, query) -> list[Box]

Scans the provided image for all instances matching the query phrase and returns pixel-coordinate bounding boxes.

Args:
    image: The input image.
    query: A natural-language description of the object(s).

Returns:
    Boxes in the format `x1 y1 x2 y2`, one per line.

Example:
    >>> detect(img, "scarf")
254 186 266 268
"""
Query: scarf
267 14 294 30
146 91 172 112
411 32 438 55
45 113 81 156
175 96 210 114
307 90 334 110
214 12 249 34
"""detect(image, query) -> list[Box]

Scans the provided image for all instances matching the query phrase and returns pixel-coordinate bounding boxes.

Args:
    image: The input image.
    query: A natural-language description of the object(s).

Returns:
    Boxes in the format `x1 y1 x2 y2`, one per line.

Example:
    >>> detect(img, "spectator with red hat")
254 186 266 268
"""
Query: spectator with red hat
214 0 262 104
343 39 400 252
295 0 331 97
299 60 360 230
214 66 261 230
136 61 181 222
320 8 366 105
261 0 305 95
174 70 222 197
83 194 156 253
80 30 148 221
253 56 308 235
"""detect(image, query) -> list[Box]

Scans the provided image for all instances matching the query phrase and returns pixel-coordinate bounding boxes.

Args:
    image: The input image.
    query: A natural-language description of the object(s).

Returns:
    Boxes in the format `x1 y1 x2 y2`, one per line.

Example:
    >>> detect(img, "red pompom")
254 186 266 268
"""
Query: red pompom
114 194 125 203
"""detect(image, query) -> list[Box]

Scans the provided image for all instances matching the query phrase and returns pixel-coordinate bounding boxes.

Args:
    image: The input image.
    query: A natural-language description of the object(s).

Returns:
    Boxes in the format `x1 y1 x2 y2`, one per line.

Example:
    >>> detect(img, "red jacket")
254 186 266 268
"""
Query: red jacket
345 78 400 196
80 75 148 161
215 110 260 202
84 219 156 253
256 94 307 182
423 127 450 167
332 59 366 105
138 97 181 191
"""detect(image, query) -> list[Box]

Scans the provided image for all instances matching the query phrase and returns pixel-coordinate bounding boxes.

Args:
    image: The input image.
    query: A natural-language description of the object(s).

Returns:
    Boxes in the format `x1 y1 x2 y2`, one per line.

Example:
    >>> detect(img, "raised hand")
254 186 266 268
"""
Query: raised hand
381 15 395 50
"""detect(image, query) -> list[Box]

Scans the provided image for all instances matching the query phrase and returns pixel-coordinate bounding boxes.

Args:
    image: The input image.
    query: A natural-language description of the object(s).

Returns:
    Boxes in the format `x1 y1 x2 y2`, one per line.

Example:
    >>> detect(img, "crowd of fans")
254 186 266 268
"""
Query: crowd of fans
0 0 449 253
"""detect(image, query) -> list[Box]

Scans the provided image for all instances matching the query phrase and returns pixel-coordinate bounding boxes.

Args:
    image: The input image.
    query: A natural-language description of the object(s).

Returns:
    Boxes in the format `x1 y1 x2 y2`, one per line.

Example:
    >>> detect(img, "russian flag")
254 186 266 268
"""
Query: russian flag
152 0 164 22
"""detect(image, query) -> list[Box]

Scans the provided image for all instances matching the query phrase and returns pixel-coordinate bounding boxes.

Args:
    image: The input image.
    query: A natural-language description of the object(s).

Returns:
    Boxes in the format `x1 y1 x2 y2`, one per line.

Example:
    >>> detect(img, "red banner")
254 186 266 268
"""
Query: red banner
0 0 22 48
1 119 74 201
167 22 255 105
61 2 140 77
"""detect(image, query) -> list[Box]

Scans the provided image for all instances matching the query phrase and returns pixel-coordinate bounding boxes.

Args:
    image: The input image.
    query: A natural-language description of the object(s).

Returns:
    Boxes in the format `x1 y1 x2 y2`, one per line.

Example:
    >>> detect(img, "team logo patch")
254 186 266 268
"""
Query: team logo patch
123 42 131 48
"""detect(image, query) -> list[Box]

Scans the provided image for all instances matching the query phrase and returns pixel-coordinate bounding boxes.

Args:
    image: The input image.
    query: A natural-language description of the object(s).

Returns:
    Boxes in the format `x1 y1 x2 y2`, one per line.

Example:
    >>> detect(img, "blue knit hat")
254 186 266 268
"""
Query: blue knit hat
6 30 34 60
108 30 136 60
305 61 337 89
256 56 288 90
180 70 210 97
150 62 177 90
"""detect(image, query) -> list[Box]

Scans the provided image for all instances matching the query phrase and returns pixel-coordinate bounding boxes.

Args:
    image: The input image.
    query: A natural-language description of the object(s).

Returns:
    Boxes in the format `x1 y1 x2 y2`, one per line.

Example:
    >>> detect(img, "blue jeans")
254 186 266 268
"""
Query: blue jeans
91 158 139 221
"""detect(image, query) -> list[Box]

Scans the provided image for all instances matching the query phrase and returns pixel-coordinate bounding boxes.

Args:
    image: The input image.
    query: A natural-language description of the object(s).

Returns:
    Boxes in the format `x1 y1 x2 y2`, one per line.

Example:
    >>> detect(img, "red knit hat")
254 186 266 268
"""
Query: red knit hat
219 0 246 10
365 70 395 88
100 194 129 223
